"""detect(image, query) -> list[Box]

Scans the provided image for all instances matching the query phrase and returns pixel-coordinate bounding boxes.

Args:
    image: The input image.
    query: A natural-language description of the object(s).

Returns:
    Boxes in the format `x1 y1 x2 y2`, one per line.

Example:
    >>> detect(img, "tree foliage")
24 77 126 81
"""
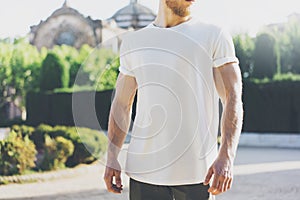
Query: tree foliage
234 18 300 79
233 34 255 78
39 52 69 91
262 18 300 75
0 38 46 121
252 33 279 78
285 20 300 73
0 39 119 122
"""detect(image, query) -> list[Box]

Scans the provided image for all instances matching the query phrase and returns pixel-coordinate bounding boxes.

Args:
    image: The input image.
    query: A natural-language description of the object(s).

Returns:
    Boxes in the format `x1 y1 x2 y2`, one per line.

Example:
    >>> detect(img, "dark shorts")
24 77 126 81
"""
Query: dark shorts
129 178 211 200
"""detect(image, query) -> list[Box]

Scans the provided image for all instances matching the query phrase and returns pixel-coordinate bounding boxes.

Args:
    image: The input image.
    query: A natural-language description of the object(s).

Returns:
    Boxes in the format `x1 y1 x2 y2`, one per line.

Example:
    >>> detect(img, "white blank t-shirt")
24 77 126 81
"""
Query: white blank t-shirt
118 18 239 185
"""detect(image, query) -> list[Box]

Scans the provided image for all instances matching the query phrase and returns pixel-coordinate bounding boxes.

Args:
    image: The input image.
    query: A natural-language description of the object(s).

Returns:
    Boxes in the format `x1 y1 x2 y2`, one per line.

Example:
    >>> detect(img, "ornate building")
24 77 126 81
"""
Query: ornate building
30 0 156 50
29 1 125 49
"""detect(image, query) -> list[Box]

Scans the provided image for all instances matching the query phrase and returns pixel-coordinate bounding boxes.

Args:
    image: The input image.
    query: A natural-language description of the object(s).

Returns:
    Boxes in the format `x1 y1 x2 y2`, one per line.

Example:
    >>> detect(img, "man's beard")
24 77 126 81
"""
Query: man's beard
166 0 190 17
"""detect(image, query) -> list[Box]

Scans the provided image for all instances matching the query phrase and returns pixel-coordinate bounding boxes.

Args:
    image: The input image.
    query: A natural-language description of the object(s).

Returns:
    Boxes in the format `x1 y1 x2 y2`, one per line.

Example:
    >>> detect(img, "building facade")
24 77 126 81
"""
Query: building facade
30 0 156 50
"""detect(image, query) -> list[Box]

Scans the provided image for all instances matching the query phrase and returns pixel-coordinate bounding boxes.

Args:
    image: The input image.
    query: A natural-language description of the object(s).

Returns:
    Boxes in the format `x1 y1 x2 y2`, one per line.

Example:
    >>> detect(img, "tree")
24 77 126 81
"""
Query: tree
0 38 45 121
0 41 14 121
285 20 300 73
68 44 92 87
252 33 279 78
233 34 255 78
72 47 119 90
39 52 70 91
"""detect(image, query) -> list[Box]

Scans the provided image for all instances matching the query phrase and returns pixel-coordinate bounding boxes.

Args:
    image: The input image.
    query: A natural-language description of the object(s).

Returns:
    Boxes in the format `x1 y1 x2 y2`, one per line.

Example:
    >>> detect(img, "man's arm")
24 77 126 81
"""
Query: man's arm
103 73 137 194
204 62 244 195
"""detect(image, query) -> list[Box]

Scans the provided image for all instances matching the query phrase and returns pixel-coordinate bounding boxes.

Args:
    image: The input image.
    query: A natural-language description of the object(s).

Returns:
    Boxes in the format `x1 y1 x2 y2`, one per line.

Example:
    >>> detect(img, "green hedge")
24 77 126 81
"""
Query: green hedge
26 89 137 131
26 92 74 127
27 81 300 133
242 80 300 133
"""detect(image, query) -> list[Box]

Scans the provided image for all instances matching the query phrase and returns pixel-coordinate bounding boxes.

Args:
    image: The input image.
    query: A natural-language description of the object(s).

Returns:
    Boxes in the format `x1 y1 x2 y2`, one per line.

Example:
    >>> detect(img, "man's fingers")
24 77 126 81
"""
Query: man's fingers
112 184 123 193
106 182 122 194
217 178 223 193
223 176 230 192
210 174 232 195
104 169 113 188
218 178 228 192
208 174 219 193
212 180 222 195
104 174 114 192
209 175 229 195
227 177 233 190
218 176 227 193
104 168 122 194
204 167 213 185
115 170 122 188
205 158 234 195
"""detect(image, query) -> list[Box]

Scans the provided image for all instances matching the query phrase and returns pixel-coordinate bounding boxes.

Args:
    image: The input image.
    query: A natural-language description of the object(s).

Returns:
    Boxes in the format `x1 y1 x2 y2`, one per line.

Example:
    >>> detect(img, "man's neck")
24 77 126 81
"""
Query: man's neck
153 1 191 28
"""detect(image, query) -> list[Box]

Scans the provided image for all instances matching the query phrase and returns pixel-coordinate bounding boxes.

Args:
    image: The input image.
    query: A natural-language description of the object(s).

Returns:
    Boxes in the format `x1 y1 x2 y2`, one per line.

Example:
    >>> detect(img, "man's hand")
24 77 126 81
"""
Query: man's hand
104 159 123 193
103 73 137 194
204 62 243 195
203 156 233 195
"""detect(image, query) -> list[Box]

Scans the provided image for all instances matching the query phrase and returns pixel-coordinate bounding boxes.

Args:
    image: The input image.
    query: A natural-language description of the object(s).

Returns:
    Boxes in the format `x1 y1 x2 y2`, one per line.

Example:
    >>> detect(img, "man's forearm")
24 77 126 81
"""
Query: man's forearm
219 95 243 162
107 101 132 160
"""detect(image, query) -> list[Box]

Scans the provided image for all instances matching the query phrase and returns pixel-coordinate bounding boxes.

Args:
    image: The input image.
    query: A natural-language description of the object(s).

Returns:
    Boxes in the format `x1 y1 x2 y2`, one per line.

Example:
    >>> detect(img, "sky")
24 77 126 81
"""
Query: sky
0 0 300 38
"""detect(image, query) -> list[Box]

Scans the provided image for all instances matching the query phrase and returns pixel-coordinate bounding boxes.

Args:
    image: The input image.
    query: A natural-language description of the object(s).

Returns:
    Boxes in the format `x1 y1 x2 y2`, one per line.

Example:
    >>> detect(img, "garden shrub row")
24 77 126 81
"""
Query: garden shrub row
242 80 300 133
0 124 108 176
26 89 137 131
26 81 300 133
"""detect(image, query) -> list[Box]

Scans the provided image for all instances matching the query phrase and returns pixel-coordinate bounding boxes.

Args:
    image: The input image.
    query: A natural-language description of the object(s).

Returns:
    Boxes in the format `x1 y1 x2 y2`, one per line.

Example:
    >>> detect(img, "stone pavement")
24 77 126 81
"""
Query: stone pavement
0 147 299 200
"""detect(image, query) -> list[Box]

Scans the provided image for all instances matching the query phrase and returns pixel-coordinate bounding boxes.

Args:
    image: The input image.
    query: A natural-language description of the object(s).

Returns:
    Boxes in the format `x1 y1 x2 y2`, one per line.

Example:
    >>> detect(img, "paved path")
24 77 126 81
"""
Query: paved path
0 147 299 200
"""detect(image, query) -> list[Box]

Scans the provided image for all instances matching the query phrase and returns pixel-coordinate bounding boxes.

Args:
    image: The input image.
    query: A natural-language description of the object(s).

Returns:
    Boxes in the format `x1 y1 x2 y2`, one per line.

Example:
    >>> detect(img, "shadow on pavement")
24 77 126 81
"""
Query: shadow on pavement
5 189 129 200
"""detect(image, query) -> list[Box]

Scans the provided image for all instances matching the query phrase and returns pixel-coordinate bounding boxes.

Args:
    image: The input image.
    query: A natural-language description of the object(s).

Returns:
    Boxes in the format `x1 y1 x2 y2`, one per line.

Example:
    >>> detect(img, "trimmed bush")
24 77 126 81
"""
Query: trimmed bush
30 124 53 150
67 127 108 166
233 34 255 78
39 136 74 171
39 52 69 91
11 124 35 138
49 126 107 167
0 131 37 176
27 124 108 167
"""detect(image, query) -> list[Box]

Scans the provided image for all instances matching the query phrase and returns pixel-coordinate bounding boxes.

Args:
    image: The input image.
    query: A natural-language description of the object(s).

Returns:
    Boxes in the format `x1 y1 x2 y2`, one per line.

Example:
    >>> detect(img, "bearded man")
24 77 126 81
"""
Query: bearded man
104 0 243 199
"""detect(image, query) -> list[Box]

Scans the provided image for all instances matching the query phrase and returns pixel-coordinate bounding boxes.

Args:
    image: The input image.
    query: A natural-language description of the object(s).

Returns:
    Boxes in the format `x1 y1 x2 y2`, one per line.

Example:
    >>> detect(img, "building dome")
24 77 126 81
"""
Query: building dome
111 0 156 29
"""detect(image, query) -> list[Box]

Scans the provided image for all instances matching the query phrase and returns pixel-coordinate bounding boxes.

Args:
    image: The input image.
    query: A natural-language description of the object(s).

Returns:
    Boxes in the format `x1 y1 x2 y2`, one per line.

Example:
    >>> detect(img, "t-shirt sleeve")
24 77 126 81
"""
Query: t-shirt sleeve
119 38 135 77
213 28 239 68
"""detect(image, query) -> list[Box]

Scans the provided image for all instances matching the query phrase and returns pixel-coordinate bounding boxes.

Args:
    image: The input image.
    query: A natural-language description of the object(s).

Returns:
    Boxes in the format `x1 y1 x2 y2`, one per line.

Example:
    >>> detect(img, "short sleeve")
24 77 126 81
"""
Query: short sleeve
213 29 239 68
119 38 135 77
